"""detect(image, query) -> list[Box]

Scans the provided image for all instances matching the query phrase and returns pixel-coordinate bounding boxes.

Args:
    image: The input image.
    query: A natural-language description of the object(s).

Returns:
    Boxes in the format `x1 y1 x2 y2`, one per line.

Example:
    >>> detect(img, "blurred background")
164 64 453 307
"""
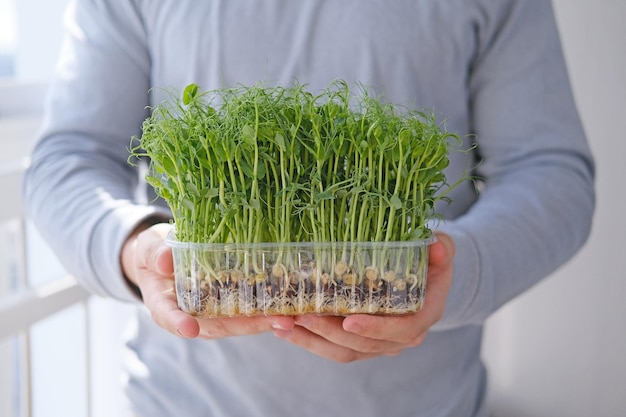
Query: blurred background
0 1 624 416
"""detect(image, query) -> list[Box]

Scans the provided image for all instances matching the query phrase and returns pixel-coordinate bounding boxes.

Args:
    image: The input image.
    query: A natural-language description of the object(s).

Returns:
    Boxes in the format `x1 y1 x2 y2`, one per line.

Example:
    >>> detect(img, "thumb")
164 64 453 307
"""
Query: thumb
139 223 174 274
429 232 455 267
155 246 174 275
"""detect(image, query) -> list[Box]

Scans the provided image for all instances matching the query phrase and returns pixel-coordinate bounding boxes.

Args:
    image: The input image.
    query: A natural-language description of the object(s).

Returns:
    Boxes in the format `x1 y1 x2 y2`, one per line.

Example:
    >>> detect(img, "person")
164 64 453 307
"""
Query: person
23 1 595 416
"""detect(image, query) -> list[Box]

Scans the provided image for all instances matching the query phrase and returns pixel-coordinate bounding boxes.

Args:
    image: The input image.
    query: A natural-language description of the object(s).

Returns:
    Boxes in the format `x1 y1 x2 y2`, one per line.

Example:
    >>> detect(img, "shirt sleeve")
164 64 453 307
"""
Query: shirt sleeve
23 0 171 303
432 0 595 330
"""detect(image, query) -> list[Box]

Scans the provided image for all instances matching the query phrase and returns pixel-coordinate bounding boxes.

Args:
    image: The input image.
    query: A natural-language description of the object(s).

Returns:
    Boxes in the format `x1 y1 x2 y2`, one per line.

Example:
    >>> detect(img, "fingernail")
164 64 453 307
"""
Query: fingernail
271 322 288 331
343 320 362 334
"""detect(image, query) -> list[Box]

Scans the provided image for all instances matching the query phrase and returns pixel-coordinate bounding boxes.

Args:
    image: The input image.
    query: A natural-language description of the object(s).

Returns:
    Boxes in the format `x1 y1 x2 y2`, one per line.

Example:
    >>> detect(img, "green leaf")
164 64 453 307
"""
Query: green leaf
204 188 219 199
274 133 286 152
256 162 266 180
242 124 256 146
187 182 201 198
159 158 178 178
198 155 213 170
389 194 403 210
408 228 426 241
181 197 195 211
248 198 261 210
239 160 254 178
213 142 228 163
183 83 199 106
145 175 164 189
314 190 335 202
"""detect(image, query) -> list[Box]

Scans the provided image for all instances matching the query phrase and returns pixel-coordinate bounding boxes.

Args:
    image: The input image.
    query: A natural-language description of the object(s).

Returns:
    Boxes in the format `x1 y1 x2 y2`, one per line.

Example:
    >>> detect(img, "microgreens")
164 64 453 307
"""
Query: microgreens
130 80 460 245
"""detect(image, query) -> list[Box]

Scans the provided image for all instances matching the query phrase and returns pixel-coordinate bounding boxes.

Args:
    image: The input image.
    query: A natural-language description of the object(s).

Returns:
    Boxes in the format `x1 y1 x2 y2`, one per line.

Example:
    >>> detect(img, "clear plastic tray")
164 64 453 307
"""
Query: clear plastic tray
166 231 435 317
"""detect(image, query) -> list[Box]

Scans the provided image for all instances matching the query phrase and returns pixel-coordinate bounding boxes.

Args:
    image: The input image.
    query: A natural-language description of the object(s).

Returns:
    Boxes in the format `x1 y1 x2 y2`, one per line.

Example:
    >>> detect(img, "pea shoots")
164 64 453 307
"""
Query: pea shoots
130 81 461 316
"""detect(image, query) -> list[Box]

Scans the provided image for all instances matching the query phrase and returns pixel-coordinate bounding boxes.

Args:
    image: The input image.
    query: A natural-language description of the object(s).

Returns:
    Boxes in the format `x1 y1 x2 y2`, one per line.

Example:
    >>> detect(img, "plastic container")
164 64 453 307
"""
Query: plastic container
166 231 435 317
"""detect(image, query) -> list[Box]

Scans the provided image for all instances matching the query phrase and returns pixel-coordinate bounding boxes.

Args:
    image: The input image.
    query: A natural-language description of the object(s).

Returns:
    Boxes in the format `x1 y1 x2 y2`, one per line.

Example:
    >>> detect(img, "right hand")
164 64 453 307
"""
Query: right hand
121 222 295 339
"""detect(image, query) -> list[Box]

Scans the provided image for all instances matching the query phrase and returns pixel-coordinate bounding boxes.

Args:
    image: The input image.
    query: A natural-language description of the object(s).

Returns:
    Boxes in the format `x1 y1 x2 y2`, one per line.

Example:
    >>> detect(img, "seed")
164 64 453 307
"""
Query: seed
230 270 244 283
364 267 379 281
393 279 407 292
384 270 396 282
334 260 348 276
272 263 285 278
217 270 228 283
255 271 268 283
343 273 359 286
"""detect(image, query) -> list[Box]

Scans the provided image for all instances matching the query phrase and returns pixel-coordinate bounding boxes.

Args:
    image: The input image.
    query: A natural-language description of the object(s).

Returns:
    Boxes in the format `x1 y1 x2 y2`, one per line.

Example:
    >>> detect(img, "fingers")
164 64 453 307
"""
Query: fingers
339 232 455 343
341 314 428 346
276 313 431 363
275 315 403 362
429 231 455 270
137 223 174 275
197 315 295 340
421 231 455 323
138 267 200 338
126 223 199 338
275 233 457 362
140 264 296 339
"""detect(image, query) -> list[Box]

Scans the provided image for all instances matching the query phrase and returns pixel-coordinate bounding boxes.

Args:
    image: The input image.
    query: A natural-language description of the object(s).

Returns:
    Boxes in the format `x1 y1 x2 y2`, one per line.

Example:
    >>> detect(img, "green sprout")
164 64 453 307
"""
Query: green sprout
130 80 460 245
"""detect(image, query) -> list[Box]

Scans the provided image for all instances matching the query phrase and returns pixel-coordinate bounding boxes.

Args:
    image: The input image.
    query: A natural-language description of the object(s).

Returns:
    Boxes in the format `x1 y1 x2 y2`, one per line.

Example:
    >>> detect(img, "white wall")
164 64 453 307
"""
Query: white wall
482 2 626 416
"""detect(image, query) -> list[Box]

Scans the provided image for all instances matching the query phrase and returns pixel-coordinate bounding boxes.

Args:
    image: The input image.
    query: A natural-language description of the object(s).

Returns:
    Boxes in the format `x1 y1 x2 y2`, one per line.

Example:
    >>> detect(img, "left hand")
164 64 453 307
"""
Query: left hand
273 231 455 362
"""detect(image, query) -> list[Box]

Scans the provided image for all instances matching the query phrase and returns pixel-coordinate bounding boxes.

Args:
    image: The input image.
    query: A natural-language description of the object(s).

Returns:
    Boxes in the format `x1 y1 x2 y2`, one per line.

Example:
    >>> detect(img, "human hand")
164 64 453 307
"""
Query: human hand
272 232 455 362
121 223 295 339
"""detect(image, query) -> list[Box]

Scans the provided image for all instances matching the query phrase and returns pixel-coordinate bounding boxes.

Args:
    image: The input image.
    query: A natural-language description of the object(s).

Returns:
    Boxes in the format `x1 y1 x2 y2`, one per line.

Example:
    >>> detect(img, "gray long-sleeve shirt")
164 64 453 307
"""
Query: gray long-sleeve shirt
24 1 595 416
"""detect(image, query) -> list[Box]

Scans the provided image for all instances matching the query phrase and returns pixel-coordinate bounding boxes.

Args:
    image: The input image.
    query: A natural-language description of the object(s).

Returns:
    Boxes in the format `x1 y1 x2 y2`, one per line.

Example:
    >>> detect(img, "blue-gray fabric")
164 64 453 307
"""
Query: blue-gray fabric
23 1 595 416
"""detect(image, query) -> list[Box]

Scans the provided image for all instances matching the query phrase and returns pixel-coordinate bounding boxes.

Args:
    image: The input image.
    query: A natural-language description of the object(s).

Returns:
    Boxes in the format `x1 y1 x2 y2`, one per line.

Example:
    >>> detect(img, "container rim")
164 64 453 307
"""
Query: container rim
164 228 436 250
